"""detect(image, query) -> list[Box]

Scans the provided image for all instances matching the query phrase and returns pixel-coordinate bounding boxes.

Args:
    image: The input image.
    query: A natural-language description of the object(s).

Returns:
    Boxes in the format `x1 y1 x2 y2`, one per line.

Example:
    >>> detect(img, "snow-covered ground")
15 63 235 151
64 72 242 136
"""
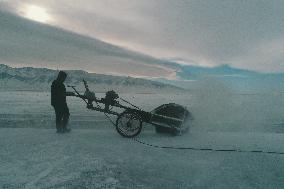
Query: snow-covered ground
0 91 284 188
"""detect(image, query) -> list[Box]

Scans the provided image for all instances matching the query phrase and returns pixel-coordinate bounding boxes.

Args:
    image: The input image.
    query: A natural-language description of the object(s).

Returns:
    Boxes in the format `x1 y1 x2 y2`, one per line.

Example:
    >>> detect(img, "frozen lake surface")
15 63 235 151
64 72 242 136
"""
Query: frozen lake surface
0 91 284 188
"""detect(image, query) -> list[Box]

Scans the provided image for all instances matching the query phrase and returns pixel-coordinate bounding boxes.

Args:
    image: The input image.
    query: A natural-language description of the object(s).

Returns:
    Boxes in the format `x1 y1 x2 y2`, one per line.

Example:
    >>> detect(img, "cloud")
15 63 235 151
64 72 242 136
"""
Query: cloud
0 10 176 78
1 0 284 72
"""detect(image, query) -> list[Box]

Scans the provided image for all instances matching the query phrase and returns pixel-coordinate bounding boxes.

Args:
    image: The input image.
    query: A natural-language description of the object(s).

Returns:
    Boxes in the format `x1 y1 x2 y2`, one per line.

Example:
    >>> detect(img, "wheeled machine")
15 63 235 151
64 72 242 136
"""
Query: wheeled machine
68 80 192 138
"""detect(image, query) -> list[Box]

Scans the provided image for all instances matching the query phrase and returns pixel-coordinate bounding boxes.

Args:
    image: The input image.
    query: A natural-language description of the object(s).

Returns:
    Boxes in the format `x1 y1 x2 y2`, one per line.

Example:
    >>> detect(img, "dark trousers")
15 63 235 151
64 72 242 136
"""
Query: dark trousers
53 104 70 131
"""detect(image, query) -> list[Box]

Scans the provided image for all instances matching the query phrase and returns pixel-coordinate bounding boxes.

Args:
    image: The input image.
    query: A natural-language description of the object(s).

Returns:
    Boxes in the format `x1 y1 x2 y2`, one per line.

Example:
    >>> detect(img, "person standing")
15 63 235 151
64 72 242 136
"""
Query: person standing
51 71 73 133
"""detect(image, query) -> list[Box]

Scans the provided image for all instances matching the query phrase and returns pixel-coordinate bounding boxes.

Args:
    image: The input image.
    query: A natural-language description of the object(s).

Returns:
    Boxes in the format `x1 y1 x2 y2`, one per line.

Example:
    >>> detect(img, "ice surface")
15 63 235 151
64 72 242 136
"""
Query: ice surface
0 90 284 188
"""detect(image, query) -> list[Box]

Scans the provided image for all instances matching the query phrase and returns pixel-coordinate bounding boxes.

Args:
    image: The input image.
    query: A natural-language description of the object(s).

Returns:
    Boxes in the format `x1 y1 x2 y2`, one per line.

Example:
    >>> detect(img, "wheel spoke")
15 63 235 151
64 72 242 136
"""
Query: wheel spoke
116 111 142 137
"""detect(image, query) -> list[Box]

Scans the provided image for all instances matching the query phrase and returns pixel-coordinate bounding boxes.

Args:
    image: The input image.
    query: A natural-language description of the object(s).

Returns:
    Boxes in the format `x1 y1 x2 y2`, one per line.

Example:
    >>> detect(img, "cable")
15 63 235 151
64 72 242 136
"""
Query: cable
92 93 117 126
71 85 284 156
99 107 284 155
133 137 284 155
119 97 141 110
99 98 284 155
132 137 284 155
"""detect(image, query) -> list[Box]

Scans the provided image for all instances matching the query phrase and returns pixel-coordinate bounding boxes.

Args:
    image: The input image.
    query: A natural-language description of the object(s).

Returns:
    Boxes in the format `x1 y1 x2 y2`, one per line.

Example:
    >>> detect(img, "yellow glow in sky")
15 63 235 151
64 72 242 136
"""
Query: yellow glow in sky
24 5 50 23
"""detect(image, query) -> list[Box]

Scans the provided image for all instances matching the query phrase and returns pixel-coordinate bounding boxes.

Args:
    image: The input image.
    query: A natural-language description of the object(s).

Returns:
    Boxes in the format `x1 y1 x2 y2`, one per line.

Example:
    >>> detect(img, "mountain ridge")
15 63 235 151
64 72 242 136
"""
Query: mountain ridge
0 64 184 93
175 64 284 80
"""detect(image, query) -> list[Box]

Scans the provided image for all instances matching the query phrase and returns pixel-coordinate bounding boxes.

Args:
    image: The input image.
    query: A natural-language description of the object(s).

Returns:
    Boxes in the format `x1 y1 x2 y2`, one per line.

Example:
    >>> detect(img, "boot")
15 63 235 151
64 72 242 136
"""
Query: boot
56 128 64 133
62 126 71 133
62 127 71 133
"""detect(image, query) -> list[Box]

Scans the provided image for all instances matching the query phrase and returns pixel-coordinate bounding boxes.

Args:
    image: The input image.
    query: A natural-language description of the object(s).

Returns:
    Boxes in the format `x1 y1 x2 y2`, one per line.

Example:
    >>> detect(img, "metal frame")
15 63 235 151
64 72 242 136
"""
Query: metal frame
68 80 189 137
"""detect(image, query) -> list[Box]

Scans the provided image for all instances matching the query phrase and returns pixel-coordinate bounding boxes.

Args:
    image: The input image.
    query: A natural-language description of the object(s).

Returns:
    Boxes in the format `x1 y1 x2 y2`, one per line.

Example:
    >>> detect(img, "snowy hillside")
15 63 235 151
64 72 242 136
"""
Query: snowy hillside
0 64 184 93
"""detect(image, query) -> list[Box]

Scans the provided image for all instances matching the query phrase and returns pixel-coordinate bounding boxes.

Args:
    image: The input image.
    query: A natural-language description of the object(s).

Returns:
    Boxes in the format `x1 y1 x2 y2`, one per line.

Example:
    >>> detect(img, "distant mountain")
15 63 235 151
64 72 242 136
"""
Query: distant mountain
154 64 284 92
176 64 262 79
0 64 183 93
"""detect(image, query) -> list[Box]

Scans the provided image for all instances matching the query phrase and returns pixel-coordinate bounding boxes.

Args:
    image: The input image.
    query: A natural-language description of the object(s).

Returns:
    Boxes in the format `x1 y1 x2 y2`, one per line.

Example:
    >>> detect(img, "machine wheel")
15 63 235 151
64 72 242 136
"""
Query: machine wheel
116 110 142 138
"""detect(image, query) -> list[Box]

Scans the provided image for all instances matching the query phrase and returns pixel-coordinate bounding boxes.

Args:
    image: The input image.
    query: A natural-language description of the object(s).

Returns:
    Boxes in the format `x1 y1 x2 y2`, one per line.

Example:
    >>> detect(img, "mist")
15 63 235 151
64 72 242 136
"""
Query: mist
185 78 284 133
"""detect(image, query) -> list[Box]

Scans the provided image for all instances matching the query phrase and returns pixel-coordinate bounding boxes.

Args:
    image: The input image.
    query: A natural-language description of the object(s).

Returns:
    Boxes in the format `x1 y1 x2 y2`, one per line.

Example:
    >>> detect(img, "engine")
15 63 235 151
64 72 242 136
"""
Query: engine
103 90 119 111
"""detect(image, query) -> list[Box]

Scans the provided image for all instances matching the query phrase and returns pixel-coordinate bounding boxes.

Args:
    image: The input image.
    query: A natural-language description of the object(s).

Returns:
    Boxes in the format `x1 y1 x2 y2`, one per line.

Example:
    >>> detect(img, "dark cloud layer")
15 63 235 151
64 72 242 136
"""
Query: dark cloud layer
1 0 284 72
0 10 175 78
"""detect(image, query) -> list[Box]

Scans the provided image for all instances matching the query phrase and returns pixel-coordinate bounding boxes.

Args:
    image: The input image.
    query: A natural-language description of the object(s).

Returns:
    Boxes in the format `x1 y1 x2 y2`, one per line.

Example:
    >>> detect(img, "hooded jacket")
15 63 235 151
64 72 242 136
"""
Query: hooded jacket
51 80 66 106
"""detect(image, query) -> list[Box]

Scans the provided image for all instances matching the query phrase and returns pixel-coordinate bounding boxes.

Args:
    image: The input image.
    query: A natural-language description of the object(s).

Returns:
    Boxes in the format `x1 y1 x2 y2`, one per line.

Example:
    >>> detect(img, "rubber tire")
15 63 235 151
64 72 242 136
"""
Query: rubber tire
116 110 143 138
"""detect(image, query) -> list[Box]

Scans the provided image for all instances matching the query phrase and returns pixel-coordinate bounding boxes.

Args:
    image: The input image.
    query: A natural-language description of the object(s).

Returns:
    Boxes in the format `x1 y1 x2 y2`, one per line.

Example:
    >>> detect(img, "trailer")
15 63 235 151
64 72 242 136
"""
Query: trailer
68 80 192 138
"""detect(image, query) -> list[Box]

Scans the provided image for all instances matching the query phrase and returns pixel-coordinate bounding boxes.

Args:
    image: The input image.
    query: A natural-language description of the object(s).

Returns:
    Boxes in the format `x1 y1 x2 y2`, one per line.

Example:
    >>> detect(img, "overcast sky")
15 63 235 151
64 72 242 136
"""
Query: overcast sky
1 0 284 73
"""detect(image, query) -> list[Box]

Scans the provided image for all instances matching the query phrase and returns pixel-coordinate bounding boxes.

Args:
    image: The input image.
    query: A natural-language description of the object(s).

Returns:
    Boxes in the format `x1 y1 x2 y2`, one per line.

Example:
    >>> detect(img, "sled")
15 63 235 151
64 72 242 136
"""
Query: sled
68 80 192 138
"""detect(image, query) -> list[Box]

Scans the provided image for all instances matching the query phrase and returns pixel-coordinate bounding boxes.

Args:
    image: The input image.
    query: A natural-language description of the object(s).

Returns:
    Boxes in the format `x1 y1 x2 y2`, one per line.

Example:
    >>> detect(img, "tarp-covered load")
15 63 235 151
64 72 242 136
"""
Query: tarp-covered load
151 103 192 135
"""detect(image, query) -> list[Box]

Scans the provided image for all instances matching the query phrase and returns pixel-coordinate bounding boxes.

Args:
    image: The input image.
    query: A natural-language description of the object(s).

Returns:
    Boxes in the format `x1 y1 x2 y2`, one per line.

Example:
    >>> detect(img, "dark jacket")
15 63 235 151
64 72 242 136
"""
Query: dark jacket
51 80 66 106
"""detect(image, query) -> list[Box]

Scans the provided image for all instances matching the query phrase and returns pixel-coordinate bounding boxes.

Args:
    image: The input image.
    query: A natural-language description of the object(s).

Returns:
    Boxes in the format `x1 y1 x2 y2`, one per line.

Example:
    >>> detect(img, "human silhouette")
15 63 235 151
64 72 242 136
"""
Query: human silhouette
51 71 73 133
